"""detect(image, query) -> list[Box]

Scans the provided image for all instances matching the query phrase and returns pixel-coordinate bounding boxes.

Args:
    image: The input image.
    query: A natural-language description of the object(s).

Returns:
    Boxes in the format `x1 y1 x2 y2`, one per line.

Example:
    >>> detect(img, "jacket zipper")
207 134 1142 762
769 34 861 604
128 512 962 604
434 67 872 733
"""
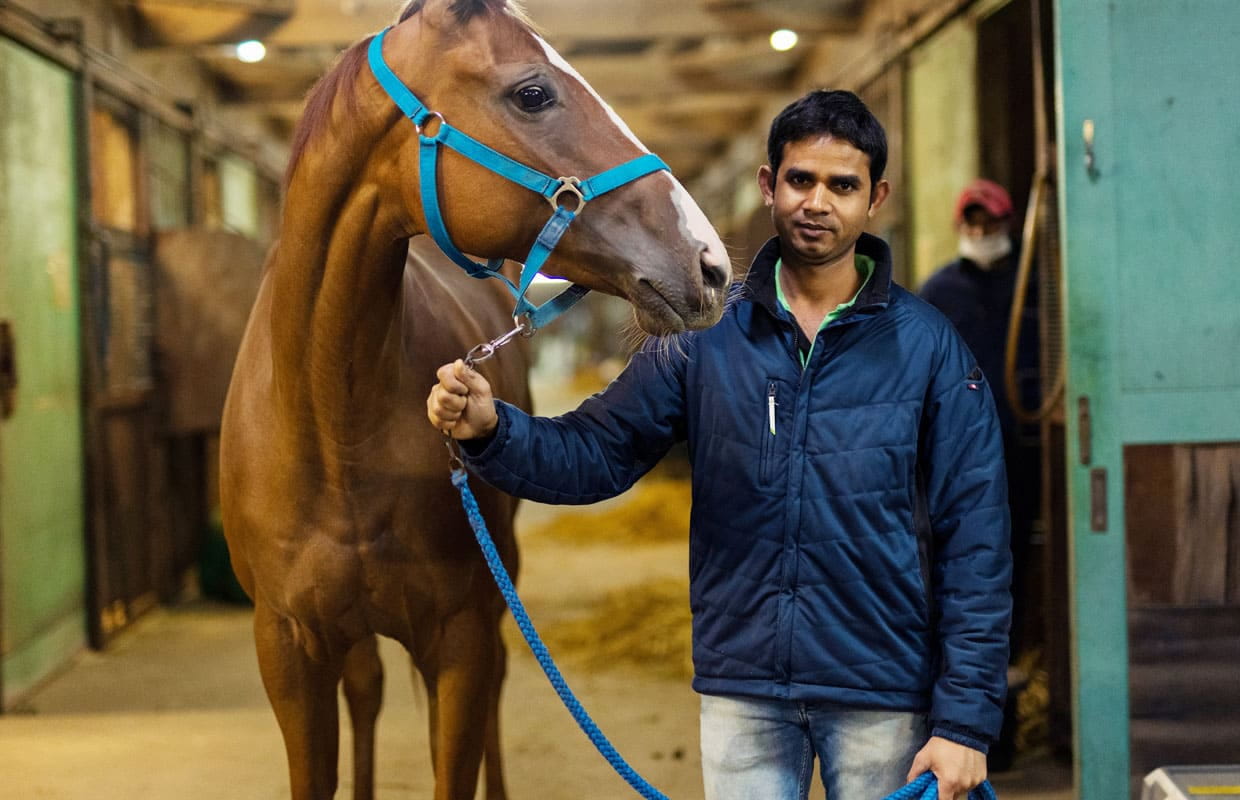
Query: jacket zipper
768 382 778 435
760 381 777 483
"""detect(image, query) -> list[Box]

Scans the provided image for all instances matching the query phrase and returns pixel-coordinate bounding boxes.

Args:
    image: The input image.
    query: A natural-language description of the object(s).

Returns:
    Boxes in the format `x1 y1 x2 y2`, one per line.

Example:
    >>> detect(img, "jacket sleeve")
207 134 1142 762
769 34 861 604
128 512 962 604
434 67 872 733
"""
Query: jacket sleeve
460 335 691 504
919 323 1012 749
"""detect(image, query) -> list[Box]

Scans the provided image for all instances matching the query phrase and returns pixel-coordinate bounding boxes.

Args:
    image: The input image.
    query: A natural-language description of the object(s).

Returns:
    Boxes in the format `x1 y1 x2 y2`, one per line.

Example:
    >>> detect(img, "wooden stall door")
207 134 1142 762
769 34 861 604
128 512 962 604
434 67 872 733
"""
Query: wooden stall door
0 37 88 708
1124 445 1240 781
84 92 162 645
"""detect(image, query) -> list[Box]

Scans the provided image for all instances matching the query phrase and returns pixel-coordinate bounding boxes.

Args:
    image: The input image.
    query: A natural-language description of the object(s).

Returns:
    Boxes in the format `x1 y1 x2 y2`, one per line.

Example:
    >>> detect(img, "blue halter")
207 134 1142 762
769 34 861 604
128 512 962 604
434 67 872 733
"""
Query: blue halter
367 28 671 330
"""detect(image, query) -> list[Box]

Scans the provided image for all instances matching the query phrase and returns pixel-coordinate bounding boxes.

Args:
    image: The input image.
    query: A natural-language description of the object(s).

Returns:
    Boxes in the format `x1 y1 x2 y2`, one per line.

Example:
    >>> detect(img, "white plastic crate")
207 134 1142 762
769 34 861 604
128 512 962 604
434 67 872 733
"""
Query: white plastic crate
1142 766 1240 800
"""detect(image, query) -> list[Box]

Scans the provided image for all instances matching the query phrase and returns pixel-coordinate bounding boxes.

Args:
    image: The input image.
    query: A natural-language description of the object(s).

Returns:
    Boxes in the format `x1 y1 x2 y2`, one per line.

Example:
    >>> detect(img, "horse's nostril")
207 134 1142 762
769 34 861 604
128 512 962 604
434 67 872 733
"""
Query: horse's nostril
700 255 729 292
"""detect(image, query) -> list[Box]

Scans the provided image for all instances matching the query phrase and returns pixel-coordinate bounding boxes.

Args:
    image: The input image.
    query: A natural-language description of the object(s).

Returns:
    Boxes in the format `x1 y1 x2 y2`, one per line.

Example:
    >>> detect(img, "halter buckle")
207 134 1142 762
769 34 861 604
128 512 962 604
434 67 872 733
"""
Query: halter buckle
548 177 586 213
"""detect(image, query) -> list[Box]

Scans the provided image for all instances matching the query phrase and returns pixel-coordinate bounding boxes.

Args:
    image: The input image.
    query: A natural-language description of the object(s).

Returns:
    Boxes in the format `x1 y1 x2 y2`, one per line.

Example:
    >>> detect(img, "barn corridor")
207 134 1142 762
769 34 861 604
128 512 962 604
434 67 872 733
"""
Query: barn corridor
0 489 1072 800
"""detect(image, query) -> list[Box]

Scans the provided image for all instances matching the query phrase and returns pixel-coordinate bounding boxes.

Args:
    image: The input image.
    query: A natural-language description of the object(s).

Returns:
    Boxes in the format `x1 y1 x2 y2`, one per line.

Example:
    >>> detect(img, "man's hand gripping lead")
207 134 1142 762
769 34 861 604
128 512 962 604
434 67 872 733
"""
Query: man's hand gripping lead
427 359 499 441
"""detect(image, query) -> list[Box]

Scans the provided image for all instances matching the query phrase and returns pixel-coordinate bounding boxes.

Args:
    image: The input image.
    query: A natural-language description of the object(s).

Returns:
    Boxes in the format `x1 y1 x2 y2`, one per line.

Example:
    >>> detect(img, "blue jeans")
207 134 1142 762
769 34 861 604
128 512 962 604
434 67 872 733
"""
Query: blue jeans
699 693 928 800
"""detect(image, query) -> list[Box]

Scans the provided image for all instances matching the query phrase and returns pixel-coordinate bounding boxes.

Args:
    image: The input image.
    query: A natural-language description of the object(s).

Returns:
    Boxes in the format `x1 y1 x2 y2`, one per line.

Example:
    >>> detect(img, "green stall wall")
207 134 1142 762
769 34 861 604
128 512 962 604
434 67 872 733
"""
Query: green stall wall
905 16 979 288
0 37 88 705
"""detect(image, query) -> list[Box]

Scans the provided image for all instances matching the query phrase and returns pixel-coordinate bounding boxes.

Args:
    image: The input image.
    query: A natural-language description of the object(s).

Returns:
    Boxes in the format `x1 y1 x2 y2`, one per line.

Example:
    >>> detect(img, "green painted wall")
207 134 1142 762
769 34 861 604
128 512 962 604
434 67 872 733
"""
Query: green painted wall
148 120 191 231
0 37 88 704
219 153 258 239
905 16 979 288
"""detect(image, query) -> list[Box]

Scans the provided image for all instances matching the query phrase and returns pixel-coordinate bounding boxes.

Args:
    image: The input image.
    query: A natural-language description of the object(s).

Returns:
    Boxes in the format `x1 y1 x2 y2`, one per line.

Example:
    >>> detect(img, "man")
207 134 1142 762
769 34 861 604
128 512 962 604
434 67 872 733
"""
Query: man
920 180 1040 770
428 90 1011 800
919 179 1030 442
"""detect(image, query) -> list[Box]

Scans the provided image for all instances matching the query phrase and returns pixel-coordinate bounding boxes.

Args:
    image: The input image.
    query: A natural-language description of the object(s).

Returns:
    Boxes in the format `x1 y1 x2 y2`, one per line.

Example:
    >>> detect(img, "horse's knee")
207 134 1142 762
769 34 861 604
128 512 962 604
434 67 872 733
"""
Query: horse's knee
343 636 384 714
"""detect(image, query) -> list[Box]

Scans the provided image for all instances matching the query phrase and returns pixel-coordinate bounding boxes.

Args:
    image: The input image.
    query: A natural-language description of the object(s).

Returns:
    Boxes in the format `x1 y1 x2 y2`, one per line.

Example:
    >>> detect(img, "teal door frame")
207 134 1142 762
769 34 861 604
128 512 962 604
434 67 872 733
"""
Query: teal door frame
1056 3 1129 793
1056 2 1240 798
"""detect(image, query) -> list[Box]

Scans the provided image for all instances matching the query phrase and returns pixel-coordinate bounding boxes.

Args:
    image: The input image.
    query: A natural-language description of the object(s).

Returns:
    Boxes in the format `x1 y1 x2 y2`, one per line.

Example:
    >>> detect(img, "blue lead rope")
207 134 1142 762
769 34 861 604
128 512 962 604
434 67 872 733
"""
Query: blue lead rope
451 468 671 800
451 467 998 800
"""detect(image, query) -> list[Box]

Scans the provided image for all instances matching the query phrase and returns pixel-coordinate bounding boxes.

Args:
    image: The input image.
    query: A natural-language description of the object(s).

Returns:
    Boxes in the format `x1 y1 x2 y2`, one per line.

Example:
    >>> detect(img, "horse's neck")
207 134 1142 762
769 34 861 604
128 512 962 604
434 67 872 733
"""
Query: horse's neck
267 135 411 444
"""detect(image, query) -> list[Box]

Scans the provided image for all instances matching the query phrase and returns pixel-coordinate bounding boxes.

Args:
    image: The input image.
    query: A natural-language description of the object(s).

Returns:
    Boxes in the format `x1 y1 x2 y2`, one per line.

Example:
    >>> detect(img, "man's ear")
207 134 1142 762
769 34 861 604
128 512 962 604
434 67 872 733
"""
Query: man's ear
757 165 776 207
867 179 891 217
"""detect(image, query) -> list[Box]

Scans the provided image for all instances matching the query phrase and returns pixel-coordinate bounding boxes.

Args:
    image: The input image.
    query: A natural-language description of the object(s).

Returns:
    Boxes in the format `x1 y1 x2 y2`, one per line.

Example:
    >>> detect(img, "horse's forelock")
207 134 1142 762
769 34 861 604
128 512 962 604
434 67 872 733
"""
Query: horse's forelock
398 0 524 24
286 0 532 185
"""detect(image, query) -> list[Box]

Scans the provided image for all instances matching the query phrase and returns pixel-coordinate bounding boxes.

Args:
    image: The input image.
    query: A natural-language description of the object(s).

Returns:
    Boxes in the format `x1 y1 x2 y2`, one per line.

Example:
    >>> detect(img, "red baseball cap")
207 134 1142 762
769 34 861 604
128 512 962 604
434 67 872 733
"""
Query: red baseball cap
954 179 1013 224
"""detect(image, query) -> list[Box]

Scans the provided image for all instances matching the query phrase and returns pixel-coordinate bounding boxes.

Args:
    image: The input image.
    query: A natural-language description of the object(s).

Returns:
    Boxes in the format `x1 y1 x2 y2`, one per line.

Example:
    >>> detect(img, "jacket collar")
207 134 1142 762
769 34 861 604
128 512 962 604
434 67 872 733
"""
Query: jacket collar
743 231 894 323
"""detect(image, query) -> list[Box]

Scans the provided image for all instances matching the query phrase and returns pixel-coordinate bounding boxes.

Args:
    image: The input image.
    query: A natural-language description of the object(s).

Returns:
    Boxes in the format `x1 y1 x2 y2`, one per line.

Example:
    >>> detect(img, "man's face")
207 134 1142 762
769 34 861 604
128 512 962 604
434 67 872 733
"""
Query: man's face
758 135 889 271
958 207 1008 239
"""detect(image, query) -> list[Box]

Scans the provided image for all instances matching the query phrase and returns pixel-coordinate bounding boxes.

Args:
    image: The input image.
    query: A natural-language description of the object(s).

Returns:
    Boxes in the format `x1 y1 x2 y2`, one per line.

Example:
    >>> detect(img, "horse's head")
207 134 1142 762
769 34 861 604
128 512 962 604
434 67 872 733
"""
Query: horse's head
376 0 730 334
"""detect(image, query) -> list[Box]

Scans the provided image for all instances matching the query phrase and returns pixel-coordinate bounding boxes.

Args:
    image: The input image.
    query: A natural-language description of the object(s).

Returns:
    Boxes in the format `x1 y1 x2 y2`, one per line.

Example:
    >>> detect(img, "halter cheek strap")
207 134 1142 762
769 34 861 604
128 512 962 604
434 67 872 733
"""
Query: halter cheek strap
367 28 670 330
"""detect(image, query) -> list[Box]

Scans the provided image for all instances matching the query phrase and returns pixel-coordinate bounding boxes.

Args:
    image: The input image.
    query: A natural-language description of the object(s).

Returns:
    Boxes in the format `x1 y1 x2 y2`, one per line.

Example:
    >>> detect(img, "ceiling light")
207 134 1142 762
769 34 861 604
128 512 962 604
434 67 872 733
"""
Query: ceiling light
236 40 267 63
769 29 799 52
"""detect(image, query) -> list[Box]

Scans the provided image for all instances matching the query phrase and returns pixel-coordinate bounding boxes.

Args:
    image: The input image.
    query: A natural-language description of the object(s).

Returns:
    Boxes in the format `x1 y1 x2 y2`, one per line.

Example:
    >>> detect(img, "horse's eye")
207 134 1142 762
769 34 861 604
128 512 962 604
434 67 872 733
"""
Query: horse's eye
513 85 554 112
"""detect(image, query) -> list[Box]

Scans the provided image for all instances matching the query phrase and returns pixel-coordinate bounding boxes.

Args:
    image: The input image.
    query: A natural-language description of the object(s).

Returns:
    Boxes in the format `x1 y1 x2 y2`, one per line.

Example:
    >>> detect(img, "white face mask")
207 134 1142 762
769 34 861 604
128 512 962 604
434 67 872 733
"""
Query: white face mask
958 232 1012 268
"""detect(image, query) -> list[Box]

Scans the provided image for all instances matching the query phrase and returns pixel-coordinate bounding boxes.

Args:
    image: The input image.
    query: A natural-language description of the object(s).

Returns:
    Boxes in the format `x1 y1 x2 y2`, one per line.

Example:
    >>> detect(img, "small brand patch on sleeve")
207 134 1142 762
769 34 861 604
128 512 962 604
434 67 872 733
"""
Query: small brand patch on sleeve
966 366 983 390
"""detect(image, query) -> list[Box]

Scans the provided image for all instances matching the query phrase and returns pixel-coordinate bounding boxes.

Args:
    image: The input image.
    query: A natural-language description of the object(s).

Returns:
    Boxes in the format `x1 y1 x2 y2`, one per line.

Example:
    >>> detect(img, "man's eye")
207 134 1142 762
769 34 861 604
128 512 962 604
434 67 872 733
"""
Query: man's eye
514 85 554 111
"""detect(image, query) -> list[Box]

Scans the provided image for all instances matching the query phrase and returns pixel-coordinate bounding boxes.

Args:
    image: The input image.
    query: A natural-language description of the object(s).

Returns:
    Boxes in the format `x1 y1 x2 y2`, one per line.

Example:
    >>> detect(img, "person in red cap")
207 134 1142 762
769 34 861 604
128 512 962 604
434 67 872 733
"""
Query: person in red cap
953 179 1015 262
920 179 1040 772
921 178 1027 435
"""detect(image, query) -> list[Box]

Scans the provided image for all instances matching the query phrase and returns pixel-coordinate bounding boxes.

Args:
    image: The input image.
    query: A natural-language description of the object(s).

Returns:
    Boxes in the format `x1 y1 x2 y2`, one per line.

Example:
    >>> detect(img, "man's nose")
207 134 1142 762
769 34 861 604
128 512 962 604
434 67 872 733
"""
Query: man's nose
804 184 830 213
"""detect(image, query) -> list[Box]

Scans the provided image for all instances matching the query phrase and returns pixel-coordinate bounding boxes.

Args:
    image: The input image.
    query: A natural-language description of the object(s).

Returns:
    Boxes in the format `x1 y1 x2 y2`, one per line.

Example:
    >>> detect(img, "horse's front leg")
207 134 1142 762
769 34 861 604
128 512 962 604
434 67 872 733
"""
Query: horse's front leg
482 633 510 800
254 601 344 800
342 634 384 800
424 604 507 800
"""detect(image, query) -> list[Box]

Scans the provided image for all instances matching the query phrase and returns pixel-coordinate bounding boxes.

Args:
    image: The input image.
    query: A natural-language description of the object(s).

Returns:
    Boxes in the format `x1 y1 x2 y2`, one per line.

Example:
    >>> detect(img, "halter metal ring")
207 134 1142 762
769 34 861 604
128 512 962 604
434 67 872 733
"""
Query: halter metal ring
548 177 586 213
417 110 446 137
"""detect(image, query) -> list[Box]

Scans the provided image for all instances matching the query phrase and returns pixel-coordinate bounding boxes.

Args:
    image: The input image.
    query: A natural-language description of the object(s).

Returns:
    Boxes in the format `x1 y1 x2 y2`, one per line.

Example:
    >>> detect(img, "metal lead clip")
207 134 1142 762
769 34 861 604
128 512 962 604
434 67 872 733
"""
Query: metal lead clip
444 433 465 472
447 318 535 470
463 318 534 369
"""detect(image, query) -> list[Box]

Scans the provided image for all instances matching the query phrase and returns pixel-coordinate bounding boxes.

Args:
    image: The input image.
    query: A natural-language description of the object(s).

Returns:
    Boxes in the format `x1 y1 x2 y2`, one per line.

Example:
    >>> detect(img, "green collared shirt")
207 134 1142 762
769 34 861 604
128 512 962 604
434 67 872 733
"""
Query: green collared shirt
776 254 875 367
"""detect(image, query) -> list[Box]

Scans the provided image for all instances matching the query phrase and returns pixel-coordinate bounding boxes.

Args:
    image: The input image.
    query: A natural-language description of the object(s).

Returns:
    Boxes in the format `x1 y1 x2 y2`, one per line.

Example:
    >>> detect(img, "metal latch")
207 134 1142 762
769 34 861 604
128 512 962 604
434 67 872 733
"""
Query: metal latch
0 320 16 420
1077 396 1092 465
1090 467 1108 532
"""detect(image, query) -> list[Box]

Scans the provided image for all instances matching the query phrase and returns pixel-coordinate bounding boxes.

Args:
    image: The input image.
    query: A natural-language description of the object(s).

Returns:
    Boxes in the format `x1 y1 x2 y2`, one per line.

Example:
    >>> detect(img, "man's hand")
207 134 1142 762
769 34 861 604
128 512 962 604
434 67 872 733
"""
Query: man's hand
427 360 498 440
907 736 987 800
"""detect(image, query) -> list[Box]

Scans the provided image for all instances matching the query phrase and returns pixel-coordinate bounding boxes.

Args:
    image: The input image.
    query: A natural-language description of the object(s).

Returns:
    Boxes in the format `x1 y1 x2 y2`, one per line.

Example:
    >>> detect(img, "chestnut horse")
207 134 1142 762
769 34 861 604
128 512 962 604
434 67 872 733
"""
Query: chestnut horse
219 1 730 798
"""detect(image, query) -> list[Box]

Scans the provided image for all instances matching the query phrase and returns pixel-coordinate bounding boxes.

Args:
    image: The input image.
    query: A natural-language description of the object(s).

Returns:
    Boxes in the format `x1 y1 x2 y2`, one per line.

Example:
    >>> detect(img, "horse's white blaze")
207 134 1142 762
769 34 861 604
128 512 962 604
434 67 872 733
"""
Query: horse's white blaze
537 36 646 152
537 36 729 274
669 177 728 269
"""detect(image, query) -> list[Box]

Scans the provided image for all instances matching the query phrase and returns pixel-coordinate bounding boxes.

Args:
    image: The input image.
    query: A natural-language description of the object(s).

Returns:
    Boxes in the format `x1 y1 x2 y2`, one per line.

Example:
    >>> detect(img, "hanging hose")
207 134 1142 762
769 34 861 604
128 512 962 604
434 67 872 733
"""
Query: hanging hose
1003 0 1065 425
1003 170 1065 424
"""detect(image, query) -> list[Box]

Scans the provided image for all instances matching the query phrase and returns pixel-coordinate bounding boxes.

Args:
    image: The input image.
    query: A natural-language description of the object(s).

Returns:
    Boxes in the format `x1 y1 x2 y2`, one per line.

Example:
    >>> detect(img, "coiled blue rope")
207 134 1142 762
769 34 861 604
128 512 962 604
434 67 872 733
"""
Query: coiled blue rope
452 467 998 800
887 772 998 800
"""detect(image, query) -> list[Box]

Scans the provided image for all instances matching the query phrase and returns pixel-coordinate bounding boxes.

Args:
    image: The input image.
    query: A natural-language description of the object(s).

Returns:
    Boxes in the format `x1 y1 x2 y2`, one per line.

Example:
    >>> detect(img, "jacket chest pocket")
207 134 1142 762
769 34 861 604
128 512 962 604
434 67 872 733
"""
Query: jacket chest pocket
759 380 779 484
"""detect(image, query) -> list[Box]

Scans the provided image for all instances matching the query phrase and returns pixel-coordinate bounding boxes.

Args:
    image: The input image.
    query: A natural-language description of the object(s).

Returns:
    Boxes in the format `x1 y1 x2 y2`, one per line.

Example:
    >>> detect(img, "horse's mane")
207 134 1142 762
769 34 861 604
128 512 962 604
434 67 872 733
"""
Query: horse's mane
284 0 531 187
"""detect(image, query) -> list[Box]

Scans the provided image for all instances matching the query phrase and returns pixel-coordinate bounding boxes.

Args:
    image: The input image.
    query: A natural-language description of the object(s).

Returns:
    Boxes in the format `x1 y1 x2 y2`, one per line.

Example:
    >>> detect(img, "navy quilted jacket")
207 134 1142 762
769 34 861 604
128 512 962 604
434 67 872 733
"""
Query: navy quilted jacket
463 233 1011 747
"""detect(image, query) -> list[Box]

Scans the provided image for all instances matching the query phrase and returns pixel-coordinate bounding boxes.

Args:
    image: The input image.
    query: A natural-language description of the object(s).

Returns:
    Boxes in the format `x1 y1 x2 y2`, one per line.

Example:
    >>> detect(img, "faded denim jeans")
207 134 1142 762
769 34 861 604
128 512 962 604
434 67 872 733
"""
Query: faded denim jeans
700 693 928 800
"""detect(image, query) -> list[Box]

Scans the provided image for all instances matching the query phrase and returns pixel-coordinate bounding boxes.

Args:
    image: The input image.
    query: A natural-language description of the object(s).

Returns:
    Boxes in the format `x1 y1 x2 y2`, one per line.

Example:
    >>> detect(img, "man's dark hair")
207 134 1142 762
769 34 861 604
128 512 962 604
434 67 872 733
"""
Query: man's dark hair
766 89 888 192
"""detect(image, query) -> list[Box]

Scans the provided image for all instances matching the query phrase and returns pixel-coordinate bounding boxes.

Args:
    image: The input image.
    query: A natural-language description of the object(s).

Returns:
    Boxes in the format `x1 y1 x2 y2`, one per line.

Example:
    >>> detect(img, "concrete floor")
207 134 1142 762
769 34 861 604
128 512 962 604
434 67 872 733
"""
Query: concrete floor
0 609 1074 799
0 492 1075 799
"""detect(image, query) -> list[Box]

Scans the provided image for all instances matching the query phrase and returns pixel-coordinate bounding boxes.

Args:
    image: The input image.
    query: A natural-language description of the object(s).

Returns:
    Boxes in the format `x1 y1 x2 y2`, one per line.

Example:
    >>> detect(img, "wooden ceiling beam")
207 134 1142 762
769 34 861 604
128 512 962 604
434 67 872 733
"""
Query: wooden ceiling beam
266 0 861 48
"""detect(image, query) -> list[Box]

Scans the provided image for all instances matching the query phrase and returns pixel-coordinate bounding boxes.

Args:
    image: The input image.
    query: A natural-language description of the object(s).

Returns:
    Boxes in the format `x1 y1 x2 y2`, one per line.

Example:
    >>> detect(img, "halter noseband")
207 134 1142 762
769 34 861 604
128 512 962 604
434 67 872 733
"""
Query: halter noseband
367 28 671 330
